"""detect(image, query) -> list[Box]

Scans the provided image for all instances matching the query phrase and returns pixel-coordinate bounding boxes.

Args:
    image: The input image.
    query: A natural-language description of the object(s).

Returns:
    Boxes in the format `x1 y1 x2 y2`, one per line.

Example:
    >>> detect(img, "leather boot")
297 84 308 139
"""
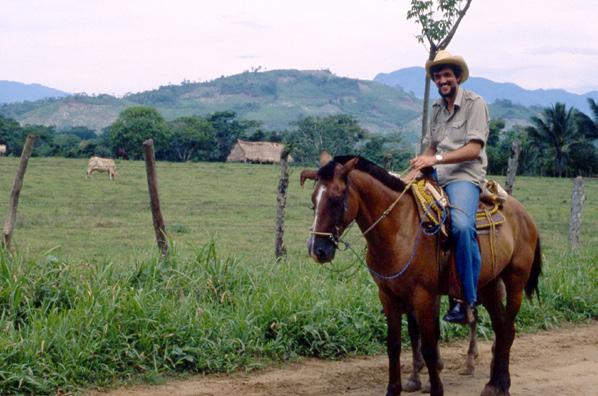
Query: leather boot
443 302 468 324
443 302 477 324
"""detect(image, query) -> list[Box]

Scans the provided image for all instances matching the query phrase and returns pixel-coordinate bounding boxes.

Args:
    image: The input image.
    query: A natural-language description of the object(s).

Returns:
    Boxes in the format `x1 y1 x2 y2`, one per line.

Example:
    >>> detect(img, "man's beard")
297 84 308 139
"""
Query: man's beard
438 84 457 98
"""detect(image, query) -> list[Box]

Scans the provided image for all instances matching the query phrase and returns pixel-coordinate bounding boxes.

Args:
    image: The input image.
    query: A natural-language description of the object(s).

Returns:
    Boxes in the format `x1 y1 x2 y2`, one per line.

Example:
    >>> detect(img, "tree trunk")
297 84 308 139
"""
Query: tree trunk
2 135 37 250
568 176 585 250
275 148 291 258
505 139 521 195
420 49 437 149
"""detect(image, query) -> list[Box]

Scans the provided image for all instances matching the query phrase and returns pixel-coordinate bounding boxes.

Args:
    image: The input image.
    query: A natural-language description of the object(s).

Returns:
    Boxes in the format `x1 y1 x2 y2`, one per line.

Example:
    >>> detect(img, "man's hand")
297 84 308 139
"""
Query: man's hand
409 155 437 172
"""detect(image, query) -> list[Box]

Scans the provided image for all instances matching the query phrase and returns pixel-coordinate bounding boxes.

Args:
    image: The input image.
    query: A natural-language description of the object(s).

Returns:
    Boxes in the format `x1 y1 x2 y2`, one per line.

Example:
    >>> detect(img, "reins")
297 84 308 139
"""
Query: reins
310 177 449 281
361 179 415 236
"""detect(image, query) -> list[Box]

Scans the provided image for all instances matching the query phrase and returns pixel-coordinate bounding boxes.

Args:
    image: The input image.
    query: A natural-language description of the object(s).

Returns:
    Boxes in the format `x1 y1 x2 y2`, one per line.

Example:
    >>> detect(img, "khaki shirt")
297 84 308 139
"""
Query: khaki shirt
422 87 490 187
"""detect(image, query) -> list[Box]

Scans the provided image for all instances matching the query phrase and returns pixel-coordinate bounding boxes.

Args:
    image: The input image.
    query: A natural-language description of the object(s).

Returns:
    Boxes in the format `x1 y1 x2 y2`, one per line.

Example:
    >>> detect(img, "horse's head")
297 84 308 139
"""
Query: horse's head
301 152 359 263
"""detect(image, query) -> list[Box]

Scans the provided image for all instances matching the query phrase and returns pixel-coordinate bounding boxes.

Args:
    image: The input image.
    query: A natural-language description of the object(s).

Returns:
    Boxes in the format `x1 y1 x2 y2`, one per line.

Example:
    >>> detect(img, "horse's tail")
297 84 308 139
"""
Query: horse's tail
524 237 543 301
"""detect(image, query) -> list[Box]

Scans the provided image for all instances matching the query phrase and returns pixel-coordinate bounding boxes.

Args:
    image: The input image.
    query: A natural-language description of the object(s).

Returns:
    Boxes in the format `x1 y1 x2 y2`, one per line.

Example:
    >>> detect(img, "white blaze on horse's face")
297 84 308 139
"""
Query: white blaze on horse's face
308 185 327 259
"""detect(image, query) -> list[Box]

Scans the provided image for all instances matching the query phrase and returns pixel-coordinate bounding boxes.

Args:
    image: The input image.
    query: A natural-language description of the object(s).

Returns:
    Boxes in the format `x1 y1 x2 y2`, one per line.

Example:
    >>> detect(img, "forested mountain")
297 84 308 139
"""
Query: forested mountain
0 81 70 104
375 67 598 116
0 70 423 141
0 69 547 143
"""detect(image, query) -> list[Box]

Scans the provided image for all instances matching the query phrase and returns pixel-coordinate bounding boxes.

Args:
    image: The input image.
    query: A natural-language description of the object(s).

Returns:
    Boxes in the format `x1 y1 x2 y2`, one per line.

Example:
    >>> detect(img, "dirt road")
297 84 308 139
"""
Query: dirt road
89 322 597 396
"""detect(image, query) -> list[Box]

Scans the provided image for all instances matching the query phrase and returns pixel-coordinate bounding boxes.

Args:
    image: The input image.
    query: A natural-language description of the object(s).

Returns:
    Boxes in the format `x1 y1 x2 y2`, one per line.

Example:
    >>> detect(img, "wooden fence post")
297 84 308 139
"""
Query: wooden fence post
275 147 291 258
143 139 168 256
568 176 585 250
505 139 521 195
2 135 37 250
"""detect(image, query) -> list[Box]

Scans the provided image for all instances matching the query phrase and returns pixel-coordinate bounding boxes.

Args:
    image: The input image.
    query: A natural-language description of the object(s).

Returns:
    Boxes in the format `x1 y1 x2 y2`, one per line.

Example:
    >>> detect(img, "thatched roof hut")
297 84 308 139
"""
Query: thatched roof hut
226 140 293 164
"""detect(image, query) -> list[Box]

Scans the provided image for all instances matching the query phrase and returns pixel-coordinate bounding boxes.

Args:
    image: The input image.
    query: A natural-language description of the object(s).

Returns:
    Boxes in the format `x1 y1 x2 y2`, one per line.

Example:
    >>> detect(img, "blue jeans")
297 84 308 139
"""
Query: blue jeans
444 181 481 305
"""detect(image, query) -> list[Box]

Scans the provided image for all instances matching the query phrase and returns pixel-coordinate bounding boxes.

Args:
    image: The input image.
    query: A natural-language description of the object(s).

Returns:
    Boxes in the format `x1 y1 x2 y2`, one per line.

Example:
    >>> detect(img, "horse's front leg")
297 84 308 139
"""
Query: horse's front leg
380 291 404 396
413 289 443 396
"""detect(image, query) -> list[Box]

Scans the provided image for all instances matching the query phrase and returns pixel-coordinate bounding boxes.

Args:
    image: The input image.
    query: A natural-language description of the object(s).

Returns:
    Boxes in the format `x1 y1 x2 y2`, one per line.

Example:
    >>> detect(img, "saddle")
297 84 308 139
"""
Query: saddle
410 178 507 300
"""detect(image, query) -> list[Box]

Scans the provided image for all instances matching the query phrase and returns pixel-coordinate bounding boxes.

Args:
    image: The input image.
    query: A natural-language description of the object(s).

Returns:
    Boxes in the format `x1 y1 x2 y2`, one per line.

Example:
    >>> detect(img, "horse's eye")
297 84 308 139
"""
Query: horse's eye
328 198 343 208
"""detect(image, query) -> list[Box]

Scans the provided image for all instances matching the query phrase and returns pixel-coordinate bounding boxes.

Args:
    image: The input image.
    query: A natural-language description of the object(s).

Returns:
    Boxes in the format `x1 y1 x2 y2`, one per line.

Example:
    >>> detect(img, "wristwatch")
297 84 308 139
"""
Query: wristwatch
435 154 444 164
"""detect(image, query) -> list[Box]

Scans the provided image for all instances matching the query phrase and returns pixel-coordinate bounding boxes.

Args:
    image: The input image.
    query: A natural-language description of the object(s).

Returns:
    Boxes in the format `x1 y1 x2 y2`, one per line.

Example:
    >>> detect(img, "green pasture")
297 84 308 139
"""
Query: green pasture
0 157 319 262
0 157 596 394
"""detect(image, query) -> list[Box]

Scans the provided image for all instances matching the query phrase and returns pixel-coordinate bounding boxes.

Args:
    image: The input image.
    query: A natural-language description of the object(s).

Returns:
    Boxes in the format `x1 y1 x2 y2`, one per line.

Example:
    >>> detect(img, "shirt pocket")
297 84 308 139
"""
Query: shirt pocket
430 123 442 146
448 119 467 145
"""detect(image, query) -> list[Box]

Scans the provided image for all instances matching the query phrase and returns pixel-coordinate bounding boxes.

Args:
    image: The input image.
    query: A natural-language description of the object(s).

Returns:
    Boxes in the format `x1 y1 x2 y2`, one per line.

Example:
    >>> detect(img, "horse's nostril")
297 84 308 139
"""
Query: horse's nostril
316 247 327 259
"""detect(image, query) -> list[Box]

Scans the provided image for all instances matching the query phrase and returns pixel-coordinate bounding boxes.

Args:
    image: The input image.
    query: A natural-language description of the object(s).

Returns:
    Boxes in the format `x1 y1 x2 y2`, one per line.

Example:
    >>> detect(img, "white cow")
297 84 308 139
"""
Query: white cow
0 145 6 156
86 156 117 180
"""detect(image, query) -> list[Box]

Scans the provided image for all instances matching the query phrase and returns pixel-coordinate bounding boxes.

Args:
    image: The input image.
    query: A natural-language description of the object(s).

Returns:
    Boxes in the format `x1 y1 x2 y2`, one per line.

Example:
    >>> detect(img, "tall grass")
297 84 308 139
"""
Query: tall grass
0 243 386 394
0 158 596 394
0 241 595 394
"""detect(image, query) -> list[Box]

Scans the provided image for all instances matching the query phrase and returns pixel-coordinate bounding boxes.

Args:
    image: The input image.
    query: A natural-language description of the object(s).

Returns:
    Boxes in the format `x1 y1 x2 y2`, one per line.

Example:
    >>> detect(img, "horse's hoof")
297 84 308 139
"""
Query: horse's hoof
481 384 510 396
436 357 444 372
402 378 422 392
421 381 431 393
386 383 402 396
459 365 475 376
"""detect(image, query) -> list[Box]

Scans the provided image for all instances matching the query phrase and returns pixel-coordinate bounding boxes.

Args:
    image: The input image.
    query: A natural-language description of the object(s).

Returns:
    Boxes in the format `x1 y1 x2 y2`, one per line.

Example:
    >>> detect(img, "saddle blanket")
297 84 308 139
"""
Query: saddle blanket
411 179 506 234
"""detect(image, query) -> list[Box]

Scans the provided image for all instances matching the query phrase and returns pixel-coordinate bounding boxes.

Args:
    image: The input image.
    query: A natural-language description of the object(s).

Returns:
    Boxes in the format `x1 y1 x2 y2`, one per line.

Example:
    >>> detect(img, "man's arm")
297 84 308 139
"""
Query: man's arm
409 141 482 172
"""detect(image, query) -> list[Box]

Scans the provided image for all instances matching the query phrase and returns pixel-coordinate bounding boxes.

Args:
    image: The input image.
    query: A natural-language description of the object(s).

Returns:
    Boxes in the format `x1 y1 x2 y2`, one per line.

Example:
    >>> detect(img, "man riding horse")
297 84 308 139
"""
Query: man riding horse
408 50 490 324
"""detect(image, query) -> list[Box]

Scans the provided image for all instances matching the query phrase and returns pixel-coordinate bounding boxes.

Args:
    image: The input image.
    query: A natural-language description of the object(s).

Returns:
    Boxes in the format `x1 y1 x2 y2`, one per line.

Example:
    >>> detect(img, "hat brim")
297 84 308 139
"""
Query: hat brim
425 56 469 83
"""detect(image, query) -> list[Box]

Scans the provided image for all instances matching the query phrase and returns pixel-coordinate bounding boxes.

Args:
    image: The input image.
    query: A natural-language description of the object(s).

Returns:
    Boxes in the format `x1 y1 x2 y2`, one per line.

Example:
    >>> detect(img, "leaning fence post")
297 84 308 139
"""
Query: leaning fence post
568 176 585 250
2 135 37 250
505 139 520 195
275 147 291 259
143 139 168 256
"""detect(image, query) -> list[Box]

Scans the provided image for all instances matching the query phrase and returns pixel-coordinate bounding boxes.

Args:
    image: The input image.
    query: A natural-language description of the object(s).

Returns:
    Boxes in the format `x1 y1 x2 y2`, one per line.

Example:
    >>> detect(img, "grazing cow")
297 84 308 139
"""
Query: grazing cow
0 144 6 156
86 156 117 180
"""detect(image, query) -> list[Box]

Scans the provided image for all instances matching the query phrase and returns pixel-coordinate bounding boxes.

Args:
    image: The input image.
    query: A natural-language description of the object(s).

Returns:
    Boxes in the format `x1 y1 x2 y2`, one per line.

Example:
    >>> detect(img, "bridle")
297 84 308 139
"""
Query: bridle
309 178 415 242
309 177 448 281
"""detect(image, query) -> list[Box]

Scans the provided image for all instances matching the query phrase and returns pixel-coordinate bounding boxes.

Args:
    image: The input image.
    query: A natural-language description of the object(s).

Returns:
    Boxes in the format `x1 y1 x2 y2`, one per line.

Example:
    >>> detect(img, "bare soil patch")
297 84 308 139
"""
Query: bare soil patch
88 322 597 396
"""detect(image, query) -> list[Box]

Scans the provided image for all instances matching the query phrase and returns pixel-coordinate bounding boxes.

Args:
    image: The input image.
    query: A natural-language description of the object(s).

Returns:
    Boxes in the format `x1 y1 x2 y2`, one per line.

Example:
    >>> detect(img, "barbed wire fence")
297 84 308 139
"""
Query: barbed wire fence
0 142 593 259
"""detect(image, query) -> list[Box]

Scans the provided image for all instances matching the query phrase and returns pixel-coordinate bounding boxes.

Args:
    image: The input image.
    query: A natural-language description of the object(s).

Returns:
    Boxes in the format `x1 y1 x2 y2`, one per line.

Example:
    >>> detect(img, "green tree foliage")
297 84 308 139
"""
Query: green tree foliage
208 111 261 161
285 115 368 164
166 116 218 162
60 126 97 140
486 119 507 174
107 106 170 160
407 0 473 142
359 134 411 171
575 98 598 140
527 103 594 177
0 114 25 155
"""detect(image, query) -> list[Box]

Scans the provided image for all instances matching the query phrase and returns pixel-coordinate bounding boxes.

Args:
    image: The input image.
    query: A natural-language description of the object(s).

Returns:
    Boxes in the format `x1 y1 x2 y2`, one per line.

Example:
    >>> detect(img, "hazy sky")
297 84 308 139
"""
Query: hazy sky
2 0 597 96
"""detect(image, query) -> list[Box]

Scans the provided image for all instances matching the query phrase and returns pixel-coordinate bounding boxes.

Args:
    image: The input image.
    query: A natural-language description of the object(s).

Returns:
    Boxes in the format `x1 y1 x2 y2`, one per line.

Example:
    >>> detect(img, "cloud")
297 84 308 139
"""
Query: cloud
233 19 269 30
528 46 598 56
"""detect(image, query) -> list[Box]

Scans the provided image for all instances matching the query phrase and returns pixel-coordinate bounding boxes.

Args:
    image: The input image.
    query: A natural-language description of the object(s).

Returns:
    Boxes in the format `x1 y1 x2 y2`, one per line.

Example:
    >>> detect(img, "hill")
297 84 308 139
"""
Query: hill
0 80 70 104
0 70 423 140
374 67 598 116
0 69 547 142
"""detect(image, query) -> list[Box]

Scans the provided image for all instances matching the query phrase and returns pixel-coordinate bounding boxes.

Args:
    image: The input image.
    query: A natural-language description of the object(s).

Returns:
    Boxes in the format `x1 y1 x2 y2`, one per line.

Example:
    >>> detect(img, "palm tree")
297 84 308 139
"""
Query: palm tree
526 103 584 177
575 98 598 140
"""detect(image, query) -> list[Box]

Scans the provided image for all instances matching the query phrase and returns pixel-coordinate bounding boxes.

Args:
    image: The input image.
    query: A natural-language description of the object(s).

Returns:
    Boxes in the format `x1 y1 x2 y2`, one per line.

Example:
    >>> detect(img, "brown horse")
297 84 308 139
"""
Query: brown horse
301 154 541 396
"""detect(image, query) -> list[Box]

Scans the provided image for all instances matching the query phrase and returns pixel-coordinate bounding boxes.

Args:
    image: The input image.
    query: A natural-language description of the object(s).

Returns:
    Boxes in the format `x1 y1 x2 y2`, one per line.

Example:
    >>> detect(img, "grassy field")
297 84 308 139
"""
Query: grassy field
0 157 596 394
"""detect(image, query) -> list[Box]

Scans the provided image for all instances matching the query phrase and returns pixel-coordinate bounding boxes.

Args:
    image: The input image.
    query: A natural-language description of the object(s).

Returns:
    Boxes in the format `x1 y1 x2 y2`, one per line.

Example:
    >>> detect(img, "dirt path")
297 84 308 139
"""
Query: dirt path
89 322 597 396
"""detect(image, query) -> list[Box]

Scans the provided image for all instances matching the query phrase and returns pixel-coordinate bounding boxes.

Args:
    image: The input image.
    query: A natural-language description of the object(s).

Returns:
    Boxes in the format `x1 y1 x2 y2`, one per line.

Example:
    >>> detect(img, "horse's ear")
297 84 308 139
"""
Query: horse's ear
300 169 318 187
339 157 359 177
319 151 333 167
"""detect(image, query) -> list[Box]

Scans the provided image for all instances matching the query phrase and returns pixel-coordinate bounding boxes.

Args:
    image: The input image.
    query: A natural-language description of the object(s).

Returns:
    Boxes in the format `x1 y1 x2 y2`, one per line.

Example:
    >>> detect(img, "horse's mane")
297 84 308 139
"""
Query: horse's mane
318 155 406 192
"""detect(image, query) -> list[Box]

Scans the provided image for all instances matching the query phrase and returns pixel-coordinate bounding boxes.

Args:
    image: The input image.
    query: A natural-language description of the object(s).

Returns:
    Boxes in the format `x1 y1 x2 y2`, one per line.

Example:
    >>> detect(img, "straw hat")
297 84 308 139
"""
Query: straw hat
425 50 469 83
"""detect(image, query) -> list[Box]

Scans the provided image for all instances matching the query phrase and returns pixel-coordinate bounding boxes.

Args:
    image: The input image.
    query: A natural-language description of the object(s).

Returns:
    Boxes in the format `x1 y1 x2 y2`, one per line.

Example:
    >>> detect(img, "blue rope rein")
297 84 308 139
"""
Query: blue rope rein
366 199 448 281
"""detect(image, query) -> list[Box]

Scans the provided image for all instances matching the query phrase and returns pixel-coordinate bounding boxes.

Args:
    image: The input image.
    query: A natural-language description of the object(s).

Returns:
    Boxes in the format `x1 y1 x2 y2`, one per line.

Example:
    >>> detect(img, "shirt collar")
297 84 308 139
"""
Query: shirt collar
453 86 464 109
432 86 464 111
